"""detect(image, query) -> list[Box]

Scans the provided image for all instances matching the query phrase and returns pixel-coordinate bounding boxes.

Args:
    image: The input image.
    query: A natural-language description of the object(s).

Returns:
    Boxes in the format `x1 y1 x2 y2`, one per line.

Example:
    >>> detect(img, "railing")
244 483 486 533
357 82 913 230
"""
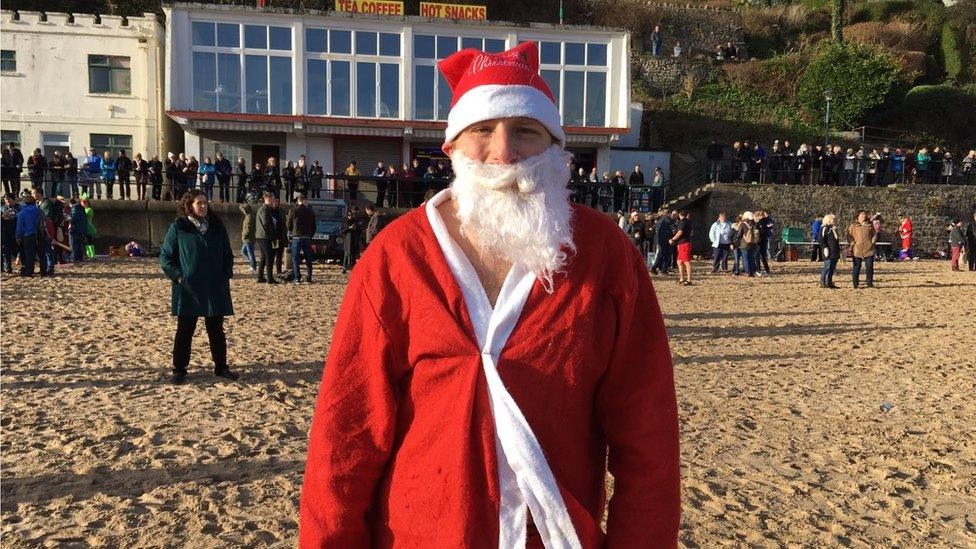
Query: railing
703 161 976 186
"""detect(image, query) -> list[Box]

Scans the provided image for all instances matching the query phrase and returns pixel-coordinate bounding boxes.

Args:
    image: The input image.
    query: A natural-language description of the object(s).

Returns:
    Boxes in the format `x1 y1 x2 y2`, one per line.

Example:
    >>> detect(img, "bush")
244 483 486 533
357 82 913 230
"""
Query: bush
849 0 915 23
898 85 976 145
797 41 902 127
721 53 810 99
941 22 964 83
668 82 817 130
844 21 927 52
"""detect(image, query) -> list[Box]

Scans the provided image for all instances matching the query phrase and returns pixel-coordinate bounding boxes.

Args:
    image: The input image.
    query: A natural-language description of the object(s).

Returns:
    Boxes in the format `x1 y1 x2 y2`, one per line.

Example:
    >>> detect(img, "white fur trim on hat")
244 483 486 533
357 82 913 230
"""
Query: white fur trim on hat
445 84 565 145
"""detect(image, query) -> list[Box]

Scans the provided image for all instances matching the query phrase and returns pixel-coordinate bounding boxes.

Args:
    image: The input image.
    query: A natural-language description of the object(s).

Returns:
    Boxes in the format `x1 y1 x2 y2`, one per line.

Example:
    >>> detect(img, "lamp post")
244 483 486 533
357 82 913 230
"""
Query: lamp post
823 88 833 152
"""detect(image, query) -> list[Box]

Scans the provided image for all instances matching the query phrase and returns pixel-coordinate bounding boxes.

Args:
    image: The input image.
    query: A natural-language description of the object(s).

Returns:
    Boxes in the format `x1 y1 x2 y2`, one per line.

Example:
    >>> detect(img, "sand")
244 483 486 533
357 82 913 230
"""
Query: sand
1 257 974 547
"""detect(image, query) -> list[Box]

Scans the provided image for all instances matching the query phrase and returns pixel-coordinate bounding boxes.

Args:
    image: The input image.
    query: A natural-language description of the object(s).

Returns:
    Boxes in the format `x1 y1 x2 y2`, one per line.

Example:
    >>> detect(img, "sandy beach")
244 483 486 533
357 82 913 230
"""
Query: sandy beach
1 257 974 547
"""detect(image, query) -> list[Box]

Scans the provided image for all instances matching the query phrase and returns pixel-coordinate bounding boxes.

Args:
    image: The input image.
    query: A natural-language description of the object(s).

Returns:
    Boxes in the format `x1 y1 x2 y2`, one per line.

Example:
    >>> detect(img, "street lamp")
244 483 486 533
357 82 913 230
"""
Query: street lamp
823 88 834 152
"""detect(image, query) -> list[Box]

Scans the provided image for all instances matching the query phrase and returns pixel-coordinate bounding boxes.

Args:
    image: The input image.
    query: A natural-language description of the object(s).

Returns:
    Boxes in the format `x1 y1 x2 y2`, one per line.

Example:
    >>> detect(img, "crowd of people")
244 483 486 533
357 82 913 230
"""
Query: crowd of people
1 188 96 277
706 139 976 186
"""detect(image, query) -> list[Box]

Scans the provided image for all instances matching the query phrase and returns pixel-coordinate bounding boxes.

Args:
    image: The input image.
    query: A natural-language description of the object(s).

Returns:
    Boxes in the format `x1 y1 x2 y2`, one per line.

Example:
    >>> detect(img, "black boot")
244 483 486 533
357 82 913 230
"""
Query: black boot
171 370 187 385
215 368 239 381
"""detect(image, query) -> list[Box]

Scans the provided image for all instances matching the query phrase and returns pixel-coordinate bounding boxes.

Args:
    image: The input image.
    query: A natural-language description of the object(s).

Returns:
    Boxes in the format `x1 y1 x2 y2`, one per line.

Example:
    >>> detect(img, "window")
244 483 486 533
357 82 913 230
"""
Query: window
193 52 217 111
461 37 482 51
88 55 131 94
1 50 16 72
192 22 215 46
540 42 560 64
1 130 20 148
565 42 585 66
563 71 585 126
244 55 268 114
356 31 377 55
436 36 457 59
269 56 292 114
244 25 267 49
330 61 350 116
437 72 451 121
307 59 327 115
379 33 400 56
42 132 70 158
306 28 327 53
485 39 506 53
357 62 376 117
587 43 607 66
217 53 242 112
414 65 434 120
379 63 399 118
269 26 291 50
585 72 606 126
540 70 560 107
90 134 132 157
217 23 240 48
414 35 435 59
330 30 351 54
534 40 610 127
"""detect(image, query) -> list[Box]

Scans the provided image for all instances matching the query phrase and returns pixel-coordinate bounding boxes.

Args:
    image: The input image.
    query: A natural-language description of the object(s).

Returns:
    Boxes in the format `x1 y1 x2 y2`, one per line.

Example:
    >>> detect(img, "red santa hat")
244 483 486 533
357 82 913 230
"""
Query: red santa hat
438 41 565 146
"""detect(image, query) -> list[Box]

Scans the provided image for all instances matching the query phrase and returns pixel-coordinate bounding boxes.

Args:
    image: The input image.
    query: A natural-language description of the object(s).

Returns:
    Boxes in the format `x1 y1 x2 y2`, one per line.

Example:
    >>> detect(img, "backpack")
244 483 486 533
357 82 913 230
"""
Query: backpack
742 223 760 246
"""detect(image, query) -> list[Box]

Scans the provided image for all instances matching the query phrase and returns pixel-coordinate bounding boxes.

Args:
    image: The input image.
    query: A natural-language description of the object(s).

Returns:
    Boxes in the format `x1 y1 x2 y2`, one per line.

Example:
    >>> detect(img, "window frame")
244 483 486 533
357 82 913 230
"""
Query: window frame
0 50 16 73
532 39 611 127
88 54 132 95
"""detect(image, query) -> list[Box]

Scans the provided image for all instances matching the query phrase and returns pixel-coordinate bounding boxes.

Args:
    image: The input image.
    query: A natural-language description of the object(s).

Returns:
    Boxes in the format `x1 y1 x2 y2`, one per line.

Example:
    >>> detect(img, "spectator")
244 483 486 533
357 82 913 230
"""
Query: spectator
650 210 675 275
794 144 811 185
266 157 281 198
269 195 286 278
651 25 662 56
673 41 682 57
184 155 199 195
133 153 148 201
159 188 238 385
33 187 59 275
916 147 931 184
709 212 732 273
810 215 823 261
714 44 724 61
49 151 64 198
255 192 278 284
628 164 644 187
240 201 257 273
27 148 47 191
941 150 953 184
15 193 43 276
670 210 693 285
364 202 384 247
755 210 773 276
624 210 646 250
235 157 250 203
731 141 743 183
651 166 666 211
730 214 743 275
3 143 24 196
598 170 613 212
100 151 116 198
215 152 233 203
68 198 87 262
948 219 965 271
966 211 976 271
962 150 976 184
818 213 840 289
612 169 626 213
724 41 738 60
251 162 266 195
64 152 78 198
735 211 760 277
82 197 96 258
309 160 324 199
149 154 163 201
340 208 361 275
283 160 296 202
373 161 388 208
287 194 317 284
344 161 361 203
848 210 878 288
877 146 891 186
295 155 309 199
1 193 18 273
890 148 905 185
872 213 885 260
164 152 178 200
116 149 132 200
706 139 723 183
197 157 216 201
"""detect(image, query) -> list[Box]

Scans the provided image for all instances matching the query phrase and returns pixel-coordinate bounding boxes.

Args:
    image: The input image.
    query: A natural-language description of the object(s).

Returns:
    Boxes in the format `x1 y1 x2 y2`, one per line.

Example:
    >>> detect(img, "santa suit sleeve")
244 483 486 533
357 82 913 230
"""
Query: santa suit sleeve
299 272 400 548
596 247 681 547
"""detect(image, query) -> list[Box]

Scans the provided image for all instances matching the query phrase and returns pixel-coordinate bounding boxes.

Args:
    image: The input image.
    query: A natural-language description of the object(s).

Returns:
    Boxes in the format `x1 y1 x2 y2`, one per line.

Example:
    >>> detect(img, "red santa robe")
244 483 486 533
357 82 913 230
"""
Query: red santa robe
899 218 913 251
300 188 680 547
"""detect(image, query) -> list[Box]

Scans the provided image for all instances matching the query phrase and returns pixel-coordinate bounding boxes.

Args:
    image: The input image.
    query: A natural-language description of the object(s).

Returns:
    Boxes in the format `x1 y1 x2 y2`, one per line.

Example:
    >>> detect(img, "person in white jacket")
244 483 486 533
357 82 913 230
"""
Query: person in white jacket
709 212 733 273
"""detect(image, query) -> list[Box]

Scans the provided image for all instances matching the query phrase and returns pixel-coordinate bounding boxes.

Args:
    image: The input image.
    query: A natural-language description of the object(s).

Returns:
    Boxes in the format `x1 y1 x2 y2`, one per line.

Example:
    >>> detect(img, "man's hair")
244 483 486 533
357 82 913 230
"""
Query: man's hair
856 209 868 217
178 189 206 218
262 191 274 199
297 194 308 203
365 202 376 212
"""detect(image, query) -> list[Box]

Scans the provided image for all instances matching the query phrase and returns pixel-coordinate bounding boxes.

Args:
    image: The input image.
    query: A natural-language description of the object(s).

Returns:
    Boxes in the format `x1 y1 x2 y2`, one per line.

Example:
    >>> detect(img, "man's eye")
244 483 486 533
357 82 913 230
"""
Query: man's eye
518 127 541 135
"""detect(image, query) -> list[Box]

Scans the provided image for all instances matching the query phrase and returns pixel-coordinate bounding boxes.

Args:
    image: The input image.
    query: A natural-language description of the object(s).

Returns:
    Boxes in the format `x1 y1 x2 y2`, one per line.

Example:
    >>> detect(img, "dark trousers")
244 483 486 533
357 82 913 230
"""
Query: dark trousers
218 176 230 202
19 237 37 276
151 178 163 200
291 237 313 282
256 238 274 281
820 258 838 286
852 256 874 287
172 315 227 374
272 242 284 274
741 247 757 276
711 244 731 272
651 244 672 273
117 172 130 199
811 243 823 261
70 233 85 262
652 187 664 212
1 241 13 272
376 181 388 208
756 241 771 273
969 243 976 270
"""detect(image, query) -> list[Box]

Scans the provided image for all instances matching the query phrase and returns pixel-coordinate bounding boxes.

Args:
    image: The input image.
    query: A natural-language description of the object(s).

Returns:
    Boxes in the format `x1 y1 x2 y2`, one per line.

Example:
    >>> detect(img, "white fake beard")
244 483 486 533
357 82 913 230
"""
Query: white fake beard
449 144 577 292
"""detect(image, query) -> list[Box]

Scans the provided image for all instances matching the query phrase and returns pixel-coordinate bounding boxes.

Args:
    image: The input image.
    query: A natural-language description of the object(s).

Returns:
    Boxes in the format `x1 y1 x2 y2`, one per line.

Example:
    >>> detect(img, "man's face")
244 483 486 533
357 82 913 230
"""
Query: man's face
719 214 726 223
858 213 867 223
444 117 552 167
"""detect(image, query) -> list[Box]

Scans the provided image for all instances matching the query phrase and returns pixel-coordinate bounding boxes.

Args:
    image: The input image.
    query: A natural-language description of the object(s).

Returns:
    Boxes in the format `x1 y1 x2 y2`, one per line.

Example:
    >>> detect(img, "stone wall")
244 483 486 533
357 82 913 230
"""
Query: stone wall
632 56 713 96
651 3 745 56
686 184 976 256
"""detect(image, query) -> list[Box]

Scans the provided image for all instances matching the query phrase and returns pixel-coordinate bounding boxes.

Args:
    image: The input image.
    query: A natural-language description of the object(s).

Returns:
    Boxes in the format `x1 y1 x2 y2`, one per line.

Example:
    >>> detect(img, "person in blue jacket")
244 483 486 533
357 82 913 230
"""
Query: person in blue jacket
810 215 823 261
198 156 217 200
99 151 116 199
15 193 44 276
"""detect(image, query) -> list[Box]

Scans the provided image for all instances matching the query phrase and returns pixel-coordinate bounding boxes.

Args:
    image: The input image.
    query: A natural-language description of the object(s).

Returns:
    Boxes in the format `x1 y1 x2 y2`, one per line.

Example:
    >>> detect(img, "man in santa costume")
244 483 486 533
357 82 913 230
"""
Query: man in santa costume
300 41 680 548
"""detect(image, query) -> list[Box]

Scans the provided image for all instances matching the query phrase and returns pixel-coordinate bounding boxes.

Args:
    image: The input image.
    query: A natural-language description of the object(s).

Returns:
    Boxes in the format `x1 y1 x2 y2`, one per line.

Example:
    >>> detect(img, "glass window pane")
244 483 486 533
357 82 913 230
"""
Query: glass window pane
111 57 130 69
111 66 131 94
269 56 292 114
244 54 268 113
485 38 506 53
193 52 217 111
461 37 482 50
306 28 326 53
356 31 377 55
436 71 451 120
379 33 400 56
414 35 434 59
541 41 560 64
379 63 398 118
414 65 434 120
540 69 560 110
436 36 457 59
192 22 215 46
217 23 239 47
563 71 584 125
585 71 606 126
565 42 585 65
330 60 350 116
330 30 351 54
217 53 241 113
269 26 291 51
356 62 376 117
89 66 109 93
587 43 607 66
245 25 267 49
307 59 327 115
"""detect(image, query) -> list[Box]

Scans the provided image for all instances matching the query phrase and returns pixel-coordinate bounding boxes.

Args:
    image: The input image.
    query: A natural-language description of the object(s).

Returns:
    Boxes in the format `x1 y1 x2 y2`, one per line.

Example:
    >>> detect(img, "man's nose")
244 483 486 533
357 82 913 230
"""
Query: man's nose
488 129 519 164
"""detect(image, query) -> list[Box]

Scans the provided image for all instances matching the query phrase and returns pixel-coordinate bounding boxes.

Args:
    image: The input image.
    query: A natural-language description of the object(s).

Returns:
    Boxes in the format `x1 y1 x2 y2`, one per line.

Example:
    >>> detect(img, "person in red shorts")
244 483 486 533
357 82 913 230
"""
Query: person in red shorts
670 209 694 285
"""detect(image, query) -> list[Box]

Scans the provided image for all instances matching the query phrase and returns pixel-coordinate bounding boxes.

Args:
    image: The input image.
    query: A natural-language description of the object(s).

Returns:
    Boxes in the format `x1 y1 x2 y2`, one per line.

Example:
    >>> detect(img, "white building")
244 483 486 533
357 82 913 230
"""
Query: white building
164 2 632 175
0 10 180 158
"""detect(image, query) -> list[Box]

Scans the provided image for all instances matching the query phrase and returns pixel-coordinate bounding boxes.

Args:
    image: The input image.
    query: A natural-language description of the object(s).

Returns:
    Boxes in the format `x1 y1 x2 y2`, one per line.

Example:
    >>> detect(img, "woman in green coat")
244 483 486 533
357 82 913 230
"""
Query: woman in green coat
160 189 238 384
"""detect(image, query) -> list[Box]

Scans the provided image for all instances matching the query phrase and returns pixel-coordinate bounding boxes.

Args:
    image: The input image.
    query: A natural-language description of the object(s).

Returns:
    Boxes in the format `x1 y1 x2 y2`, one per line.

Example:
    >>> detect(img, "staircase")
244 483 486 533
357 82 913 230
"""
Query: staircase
658 182 716 212
658 154 707 212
